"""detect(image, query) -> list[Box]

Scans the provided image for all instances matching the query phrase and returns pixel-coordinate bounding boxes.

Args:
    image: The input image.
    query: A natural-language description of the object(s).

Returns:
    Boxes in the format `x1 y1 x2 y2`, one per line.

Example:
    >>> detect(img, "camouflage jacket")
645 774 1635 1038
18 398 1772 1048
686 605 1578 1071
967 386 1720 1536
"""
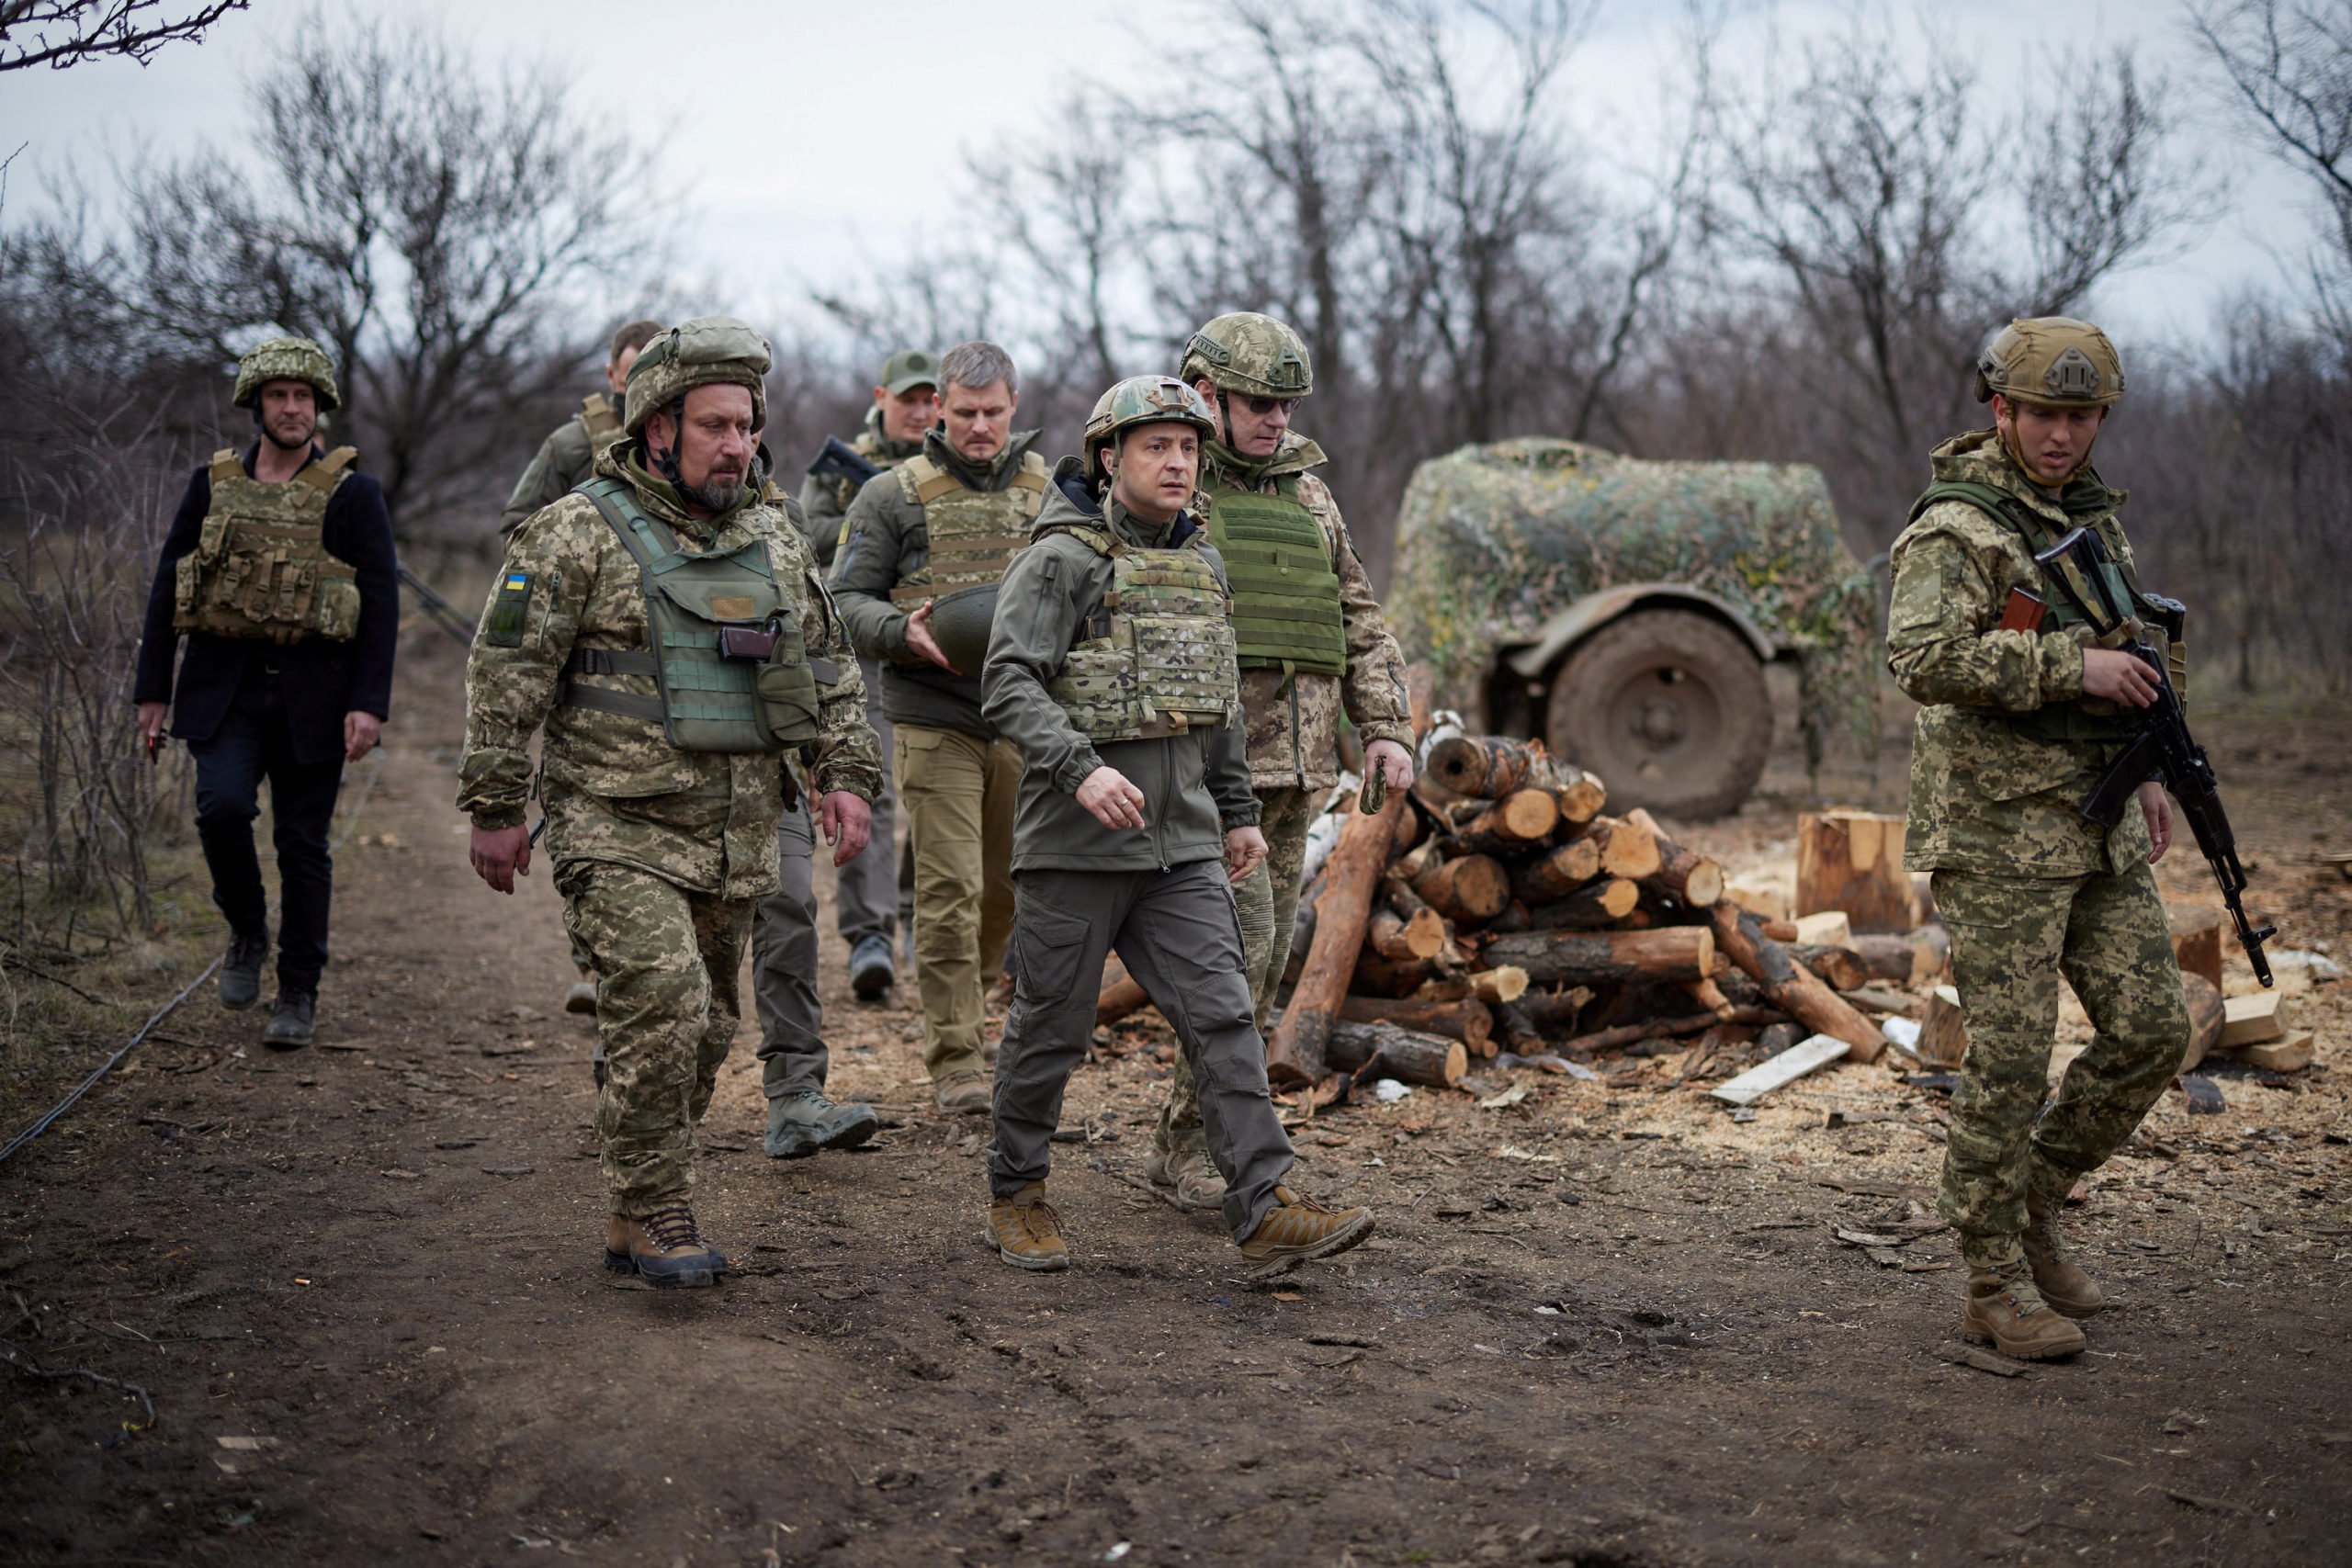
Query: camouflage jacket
1888 429 2153 878
795 404 923 571
458 444 881 901
1206 434 1415 791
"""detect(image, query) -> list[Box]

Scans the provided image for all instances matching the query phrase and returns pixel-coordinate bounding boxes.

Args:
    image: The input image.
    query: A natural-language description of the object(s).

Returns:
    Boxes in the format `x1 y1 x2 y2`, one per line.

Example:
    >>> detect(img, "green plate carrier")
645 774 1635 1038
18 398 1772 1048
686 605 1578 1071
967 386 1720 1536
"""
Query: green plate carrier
559 478 827 754
1205 479 1345 677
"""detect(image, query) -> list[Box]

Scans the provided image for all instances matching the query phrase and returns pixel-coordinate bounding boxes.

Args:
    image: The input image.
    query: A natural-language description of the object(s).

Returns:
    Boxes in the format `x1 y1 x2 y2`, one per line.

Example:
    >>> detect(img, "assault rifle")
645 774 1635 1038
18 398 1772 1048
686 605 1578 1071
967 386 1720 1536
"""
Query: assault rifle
2033 526 2276 987
807 435 881 492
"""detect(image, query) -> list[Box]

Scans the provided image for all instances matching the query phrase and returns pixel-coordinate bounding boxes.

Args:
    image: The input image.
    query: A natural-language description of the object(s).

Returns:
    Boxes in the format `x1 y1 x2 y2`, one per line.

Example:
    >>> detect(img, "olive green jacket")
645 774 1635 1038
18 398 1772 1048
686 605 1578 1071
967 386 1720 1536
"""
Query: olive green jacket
1887 429 2154 878
795 404 923 570
984 458 1259 874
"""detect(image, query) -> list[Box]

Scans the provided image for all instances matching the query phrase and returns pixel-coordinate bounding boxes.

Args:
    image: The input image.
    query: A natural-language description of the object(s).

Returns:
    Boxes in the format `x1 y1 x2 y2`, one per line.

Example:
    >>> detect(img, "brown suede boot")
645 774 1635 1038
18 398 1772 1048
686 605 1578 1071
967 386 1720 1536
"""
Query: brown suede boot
1144 1145 1227 1213
1238 1185 1374 1280
1961 1264 2086 1359
989 1181 1070 1271
605 1207 727 1289
2023 1188 2104 1318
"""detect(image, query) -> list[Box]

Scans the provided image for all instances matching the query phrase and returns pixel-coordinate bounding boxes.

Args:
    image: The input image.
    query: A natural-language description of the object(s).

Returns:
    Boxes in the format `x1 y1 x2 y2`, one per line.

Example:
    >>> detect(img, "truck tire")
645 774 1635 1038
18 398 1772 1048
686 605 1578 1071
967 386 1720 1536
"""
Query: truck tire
1545 609 1770 819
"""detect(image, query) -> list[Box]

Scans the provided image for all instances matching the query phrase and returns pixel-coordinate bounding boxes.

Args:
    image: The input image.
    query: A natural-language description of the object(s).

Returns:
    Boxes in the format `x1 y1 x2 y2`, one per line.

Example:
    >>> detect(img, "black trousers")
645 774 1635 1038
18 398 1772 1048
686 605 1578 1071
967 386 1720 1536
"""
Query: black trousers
188 671 345 994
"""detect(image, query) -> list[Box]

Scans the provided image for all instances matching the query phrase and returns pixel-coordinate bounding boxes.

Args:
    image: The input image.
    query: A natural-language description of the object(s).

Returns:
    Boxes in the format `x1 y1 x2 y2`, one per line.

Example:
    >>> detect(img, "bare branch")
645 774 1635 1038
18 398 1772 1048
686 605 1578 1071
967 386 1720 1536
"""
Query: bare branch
0 0 244 73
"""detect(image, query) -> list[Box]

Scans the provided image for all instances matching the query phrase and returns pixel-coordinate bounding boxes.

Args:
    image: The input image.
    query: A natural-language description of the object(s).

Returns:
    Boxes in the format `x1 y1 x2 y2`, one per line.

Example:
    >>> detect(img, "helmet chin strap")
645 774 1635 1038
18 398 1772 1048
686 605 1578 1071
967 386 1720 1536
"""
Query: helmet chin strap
652 399 688 487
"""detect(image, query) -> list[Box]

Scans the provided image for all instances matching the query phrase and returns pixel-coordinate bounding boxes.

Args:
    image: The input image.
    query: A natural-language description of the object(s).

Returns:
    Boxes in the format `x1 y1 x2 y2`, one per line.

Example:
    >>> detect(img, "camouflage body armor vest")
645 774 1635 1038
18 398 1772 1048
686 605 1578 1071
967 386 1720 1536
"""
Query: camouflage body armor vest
558 478 830 754
1908 479 2151 745
174 447 363 644
888 451 1051 608
1045 524 1240 743
1205 479 1346 676
577 393 625 457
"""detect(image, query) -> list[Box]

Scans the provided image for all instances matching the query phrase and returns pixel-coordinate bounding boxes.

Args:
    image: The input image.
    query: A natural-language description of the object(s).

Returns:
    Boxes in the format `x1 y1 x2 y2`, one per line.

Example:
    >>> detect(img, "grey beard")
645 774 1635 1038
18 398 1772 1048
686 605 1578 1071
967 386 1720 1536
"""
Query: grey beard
687 472 744 512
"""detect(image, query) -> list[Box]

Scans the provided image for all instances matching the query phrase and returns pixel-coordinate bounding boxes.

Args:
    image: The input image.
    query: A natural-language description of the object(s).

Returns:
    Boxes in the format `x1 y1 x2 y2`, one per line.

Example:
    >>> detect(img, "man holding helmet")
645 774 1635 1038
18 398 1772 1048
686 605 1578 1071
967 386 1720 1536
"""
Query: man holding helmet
459 316 881 1288
979 374 1375 1280
1888 316 2189 1359
135 335 399 1049
1148 311 1419 1211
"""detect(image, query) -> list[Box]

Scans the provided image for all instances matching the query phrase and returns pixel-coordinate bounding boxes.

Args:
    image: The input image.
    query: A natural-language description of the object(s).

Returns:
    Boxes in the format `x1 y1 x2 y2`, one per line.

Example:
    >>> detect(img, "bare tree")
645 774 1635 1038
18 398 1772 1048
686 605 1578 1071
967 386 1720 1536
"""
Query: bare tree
13 14 661 543
0 0 241 73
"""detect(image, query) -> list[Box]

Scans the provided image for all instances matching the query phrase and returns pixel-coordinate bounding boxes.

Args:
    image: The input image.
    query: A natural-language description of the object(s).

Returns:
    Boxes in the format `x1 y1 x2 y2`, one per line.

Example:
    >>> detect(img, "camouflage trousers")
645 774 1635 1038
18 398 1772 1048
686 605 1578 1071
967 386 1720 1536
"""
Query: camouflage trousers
558 859 752 1217
1155 784 1317 1156
1933 863 2188 1270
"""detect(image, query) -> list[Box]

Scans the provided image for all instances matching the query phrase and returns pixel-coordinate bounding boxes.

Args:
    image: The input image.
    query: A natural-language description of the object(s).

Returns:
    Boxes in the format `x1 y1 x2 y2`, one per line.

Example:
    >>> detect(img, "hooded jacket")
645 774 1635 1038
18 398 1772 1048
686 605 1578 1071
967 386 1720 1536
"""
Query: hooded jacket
983 457 1260 874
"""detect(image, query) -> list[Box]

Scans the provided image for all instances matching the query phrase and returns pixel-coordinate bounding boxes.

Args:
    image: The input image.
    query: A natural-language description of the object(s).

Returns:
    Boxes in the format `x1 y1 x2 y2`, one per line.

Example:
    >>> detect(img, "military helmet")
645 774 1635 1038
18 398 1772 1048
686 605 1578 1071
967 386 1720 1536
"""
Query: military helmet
925 581 1001 677
232 336 340 412
1179 311 1314 400
1081 375 1218 481
625 314 773 435
1974 317 2124 409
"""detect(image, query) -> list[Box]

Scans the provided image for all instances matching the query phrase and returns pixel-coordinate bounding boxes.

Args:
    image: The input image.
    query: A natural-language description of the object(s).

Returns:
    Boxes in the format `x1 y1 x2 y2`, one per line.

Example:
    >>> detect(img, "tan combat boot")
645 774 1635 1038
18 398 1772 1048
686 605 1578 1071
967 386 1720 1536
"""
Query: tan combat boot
1144 1145 1227 1213
2023 1188 2104 1318
605 1206 727 1289
1238 1185 1375 1280
1960 1265 2086 1359
989 1182 1070 1271
935 1073 991 1116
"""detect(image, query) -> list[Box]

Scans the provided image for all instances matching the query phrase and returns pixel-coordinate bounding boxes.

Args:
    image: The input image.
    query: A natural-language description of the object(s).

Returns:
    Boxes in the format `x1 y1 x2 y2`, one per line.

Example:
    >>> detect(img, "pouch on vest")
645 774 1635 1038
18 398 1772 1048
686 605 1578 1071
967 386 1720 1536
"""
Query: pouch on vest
175 447 363 644
1045 528 1239 743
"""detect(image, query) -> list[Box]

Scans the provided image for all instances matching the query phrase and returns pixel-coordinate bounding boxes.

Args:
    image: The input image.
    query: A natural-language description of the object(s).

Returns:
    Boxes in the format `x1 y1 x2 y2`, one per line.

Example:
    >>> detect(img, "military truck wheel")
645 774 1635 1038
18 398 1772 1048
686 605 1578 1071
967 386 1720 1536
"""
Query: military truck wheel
1545 610 1770 820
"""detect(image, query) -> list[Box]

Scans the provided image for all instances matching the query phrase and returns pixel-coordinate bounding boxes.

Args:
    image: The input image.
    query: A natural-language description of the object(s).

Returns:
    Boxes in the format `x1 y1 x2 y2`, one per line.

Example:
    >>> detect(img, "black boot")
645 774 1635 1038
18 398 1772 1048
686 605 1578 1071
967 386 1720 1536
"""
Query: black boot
263 990 316 1050
220 928 268 1010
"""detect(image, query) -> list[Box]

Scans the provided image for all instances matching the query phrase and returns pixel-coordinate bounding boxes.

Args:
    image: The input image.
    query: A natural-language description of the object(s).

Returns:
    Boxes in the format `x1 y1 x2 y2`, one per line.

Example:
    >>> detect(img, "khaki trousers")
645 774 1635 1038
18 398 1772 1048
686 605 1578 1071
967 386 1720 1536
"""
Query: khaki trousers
896 725 1018 1082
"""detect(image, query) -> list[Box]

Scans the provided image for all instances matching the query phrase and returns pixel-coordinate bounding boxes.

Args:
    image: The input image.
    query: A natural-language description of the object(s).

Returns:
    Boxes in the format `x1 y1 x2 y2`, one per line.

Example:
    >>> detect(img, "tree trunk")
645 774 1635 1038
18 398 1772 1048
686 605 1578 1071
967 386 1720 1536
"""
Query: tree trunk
1709 902 1884 1061
1325 1020 1467 1089
1337 996 1494 1054
1525 878 1640 930
1410 853 1512 924
1790 943 1871 993
1590 815 1664 882
1513 832 1604 903
1795 809 1918 932
1623 807 1724 909
2179 972 2225 1073
1478 926 1714 987
1268 793 1407 1087
1452 788 1560 852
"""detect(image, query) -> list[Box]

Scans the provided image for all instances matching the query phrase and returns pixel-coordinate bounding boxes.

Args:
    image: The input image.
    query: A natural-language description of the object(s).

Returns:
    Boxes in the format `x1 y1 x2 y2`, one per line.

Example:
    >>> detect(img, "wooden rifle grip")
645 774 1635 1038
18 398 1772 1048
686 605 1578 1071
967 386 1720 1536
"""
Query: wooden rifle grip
1997 586 2046 634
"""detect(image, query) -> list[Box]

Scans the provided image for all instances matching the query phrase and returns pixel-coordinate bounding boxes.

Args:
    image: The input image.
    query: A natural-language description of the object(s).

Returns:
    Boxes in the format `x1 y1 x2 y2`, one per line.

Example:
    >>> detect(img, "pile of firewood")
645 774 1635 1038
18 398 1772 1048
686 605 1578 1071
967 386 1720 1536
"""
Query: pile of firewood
1252 734 1919 1095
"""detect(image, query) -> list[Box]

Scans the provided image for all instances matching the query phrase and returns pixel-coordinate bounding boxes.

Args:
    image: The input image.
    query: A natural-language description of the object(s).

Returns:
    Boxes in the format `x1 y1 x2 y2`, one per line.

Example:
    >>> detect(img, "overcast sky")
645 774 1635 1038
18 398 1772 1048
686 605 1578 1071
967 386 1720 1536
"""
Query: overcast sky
0 0 2320 368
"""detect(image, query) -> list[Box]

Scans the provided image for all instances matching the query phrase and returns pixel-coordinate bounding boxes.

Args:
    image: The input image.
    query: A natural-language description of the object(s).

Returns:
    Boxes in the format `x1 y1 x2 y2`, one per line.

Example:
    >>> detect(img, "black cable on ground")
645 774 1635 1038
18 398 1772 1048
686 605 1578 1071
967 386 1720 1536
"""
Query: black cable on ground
399 563 479 648
0 1335 159 1429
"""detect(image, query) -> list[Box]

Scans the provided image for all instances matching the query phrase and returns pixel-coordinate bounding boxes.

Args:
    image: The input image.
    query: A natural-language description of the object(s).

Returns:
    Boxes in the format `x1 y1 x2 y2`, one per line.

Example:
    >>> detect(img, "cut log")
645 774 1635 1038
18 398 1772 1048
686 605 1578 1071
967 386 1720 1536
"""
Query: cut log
2221 1031 2312 1072
1791 943 1871 993
1423 734 1592 803
1493 1001 1544 1055
1557 1005 1788 1055
1917 985 1967 1068
1352 953 1433 998
1684 976 1735 1019
1479 926 1714 988
1365 909 1421 964
1268 793 1407 1086
1708 902 1885 1062
1470 965 1531 1006
2178 973 2224 1074
2170 907 2225 990
1407 660 1437 739
1526 878 1641 930
1325 1019 1467 1088
1410 853 1511 925
1590 815 1664 882
1513 986 1592 1028
1486 902 1532 935
1453 788 1560 852
1792 909 1852 949
1098 954 1151 1027
1337 996 1494 1053
1552 767 1608 826
1759 919 1799 943
1849 930 1949 987
1795 809 1918 932
1726 881 1792 921
2221 991 2287 1048
1513 834 1603 902
1840 986 1922 1019
1621 808 1724 910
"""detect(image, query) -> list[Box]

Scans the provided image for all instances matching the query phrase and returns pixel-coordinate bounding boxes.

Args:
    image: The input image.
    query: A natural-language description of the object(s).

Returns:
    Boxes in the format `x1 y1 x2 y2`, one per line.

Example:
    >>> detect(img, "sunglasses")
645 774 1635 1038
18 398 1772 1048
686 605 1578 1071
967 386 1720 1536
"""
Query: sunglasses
1239 395 1299 417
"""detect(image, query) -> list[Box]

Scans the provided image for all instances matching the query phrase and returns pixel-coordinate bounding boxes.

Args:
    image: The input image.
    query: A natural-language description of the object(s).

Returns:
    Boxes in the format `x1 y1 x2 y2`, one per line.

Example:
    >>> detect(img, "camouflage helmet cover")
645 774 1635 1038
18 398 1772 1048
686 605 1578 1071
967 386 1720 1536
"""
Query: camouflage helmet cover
624 314 774 435
1179 310 1314 399
233 335 340 411
1974 317 2124 409
1082 375 1218 480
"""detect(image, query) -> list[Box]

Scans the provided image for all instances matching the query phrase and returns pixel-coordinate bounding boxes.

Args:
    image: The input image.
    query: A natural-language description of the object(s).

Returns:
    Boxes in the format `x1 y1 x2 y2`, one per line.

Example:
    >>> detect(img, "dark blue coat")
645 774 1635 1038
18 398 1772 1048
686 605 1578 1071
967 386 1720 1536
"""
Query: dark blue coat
135 444 401 767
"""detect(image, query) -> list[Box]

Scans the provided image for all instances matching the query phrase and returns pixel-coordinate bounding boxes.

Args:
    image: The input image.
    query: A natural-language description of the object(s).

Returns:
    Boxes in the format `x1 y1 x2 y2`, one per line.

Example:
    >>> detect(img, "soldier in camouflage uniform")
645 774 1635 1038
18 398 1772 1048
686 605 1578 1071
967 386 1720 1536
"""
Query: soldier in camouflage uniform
1142 312 1418 1211
831 342 1044 1113
460 317 881 1287
496 319 665 1021
980 374 1375 1278
796 348 941 1001
1888 317 2189 1359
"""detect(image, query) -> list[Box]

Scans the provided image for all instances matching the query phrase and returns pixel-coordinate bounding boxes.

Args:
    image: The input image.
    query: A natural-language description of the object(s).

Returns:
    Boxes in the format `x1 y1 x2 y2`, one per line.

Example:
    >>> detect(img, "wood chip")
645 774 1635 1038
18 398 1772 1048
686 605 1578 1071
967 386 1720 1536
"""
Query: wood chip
1935 1341 2029 1378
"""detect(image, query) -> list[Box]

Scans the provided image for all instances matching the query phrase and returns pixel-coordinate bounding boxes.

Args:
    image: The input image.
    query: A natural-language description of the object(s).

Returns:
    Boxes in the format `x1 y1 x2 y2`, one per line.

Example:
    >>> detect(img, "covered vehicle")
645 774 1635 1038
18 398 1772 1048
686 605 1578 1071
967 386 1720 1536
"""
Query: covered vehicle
1385 437 1878 818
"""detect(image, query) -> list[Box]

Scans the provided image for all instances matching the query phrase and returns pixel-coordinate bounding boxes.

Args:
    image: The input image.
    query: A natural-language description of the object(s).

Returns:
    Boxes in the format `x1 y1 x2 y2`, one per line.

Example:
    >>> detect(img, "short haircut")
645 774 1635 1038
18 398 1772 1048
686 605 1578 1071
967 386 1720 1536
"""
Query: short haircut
609 319 665 364
938 340 1018 396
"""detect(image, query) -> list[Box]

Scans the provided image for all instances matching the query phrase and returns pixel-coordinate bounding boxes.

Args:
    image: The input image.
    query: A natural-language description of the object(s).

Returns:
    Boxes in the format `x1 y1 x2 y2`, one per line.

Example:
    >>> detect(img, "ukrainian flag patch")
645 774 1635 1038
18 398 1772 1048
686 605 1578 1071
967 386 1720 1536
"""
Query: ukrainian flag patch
486 570 532 647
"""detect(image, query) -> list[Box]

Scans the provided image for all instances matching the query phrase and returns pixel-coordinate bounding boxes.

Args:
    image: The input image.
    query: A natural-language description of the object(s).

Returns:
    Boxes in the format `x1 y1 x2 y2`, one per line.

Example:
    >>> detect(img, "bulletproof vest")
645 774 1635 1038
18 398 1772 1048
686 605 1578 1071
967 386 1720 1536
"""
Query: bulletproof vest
1908 479 2149 745
1044 523 1240 743
1204 478 1346 676
887 451 1050 608
557 478 831 755
174 447 363 644
576 393 625 457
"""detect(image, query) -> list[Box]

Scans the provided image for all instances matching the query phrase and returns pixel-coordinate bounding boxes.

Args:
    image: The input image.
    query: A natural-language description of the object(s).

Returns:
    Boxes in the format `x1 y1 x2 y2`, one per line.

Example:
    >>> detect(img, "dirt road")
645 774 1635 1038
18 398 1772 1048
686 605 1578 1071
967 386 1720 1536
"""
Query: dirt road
4 648 2347 1566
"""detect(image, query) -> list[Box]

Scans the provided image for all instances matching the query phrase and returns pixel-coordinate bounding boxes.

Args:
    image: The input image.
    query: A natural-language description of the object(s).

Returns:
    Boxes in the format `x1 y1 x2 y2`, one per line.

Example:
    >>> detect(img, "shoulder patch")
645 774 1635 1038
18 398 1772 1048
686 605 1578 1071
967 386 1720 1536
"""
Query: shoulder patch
485 570 532 647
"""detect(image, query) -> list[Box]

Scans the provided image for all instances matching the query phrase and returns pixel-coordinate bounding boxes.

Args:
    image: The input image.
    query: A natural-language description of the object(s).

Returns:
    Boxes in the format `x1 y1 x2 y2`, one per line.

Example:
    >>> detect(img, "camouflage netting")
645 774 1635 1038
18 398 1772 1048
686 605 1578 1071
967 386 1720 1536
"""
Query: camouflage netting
1386 437 1880 770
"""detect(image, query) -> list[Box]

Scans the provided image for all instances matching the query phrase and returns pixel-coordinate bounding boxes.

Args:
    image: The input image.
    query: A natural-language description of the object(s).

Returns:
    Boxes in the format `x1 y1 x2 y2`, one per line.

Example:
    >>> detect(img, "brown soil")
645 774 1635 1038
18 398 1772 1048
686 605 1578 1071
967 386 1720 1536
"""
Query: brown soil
4 646 2347 1566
